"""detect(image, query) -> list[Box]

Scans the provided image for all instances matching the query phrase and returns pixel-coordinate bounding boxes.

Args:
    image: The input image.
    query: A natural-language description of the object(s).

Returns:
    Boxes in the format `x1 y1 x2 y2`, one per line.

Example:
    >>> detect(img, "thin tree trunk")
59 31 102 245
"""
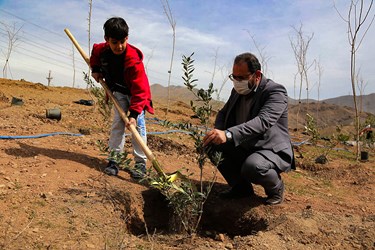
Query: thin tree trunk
351 45 360 159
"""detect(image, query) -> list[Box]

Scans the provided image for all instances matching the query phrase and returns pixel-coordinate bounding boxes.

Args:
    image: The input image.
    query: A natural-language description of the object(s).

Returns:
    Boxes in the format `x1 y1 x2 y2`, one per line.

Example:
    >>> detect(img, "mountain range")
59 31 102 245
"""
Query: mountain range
151 84 375 115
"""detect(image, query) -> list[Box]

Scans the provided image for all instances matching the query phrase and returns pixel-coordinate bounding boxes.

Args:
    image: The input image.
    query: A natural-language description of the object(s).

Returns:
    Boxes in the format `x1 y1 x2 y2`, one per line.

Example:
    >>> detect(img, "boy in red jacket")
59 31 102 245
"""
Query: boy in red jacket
90 17 154 179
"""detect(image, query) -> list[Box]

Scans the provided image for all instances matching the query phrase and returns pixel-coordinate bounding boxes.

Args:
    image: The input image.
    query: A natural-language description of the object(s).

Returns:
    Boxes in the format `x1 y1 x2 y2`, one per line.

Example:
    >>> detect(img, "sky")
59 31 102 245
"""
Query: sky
0 0 374 101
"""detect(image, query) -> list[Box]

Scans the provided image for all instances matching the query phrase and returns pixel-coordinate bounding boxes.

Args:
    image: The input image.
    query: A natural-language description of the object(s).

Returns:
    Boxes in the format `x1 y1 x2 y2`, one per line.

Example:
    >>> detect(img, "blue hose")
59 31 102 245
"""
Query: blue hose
0 132 83 139
0 130 192 140
0 116 348 152
125 130 192 136
0 131 349 152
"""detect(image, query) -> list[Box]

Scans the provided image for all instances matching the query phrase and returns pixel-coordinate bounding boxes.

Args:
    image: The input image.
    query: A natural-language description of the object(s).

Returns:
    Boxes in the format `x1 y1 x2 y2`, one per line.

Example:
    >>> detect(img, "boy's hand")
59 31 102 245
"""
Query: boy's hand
91 72 103 82
126 117 137 129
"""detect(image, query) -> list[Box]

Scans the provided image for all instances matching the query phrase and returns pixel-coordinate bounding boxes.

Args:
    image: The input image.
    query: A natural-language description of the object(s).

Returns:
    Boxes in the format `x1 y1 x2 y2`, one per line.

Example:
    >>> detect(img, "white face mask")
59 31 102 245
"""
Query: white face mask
233 80 251 95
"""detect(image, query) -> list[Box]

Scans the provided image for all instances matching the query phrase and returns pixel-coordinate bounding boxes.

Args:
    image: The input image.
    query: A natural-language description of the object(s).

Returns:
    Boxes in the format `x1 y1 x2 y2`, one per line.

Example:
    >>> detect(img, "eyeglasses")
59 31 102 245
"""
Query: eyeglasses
228 73 253 81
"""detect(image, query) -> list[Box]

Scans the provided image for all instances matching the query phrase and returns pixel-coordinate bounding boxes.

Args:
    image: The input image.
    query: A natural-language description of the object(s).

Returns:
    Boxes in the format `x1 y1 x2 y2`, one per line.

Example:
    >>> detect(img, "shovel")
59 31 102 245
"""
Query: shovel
64 28 181 182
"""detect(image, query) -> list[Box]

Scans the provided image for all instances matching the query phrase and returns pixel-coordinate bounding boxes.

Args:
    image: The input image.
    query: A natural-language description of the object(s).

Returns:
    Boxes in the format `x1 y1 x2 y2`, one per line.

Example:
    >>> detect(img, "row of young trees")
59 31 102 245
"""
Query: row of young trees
251 1 374 159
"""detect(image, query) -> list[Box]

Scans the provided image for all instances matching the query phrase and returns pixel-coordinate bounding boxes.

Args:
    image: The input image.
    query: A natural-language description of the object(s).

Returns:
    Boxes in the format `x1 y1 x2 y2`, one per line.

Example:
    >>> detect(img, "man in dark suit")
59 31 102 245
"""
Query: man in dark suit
203 52 294 205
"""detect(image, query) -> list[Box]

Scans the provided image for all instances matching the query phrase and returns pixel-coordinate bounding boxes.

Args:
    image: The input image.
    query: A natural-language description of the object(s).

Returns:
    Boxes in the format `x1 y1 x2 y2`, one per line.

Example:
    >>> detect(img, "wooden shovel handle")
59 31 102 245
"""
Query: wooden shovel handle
64 28 166 176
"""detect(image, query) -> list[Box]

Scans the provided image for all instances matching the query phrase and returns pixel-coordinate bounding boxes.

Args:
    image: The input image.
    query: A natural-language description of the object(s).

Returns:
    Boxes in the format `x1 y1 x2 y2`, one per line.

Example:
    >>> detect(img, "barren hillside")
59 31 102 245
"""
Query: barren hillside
151 83 371 135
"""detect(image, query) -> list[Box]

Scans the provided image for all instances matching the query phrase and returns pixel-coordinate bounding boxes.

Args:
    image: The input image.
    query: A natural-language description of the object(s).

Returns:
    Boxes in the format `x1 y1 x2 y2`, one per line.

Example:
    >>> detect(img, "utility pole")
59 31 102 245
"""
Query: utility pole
46 70 53 86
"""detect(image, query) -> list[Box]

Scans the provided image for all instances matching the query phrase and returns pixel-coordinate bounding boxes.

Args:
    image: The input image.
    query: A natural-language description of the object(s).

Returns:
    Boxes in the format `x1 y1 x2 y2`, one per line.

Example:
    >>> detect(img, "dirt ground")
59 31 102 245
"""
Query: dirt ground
0 78 374 249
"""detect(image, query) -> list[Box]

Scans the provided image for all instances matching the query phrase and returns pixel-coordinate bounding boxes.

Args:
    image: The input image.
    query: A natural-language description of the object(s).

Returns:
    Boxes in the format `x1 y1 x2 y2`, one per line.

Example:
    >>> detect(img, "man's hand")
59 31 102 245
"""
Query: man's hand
126 117 137 130
203 129 226 147
91 72 103 83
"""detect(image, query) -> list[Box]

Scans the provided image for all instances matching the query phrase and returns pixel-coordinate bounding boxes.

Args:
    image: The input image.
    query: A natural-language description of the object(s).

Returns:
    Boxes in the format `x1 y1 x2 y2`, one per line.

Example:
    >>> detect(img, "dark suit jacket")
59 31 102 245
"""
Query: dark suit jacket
215 76 294 172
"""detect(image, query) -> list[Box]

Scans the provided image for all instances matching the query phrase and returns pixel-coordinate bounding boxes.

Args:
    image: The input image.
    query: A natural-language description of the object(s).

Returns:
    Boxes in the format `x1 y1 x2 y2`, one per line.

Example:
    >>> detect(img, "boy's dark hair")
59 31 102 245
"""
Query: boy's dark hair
103 17 129 40
234 52 261 73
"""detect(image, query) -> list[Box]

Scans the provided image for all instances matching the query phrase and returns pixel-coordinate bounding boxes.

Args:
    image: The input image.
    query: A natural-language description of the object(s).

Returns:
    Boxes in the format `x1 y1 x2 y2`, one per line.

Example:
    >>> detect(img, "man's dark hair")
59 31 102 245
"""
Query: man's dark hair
234 52 261 73
103 17 129 40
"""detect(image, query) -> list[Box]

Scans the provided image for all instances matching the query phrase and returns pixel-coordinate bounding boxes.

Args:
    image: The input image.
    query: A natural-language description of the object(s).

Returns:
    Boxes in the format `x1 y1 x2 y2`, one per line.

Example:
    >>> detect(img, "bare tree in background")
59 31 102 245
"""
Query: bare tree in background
289 23 315 130
88 0 92 58
334 0 375 159
207 47 231 102
210 47 219 85
1 22 23 79
215 64 231 101
87 0 93 89
71 44 76 88
145 45 156 75
315 59 323 125
160 0 176 116
207 47 222 100
356 69 368 115
245 30 271 76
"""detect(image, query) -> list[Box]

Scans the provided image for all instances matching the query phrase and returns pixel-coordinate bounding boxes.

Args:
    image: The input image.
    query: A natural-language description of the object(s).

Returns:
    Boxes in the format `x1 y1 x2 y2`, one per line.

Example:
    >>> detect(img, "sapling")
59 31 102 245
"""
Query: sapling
144 53 222 234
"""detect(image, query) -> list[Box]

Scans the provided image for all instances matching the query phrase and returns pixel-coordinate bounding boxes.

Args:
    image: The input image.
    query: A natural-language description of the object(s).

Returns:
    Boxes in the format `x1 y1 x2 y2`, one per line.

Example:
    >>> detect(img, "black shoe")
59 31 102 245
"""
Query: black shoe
265 181 284 205
130 163 146 180
219 185 254 200
104 161 119 176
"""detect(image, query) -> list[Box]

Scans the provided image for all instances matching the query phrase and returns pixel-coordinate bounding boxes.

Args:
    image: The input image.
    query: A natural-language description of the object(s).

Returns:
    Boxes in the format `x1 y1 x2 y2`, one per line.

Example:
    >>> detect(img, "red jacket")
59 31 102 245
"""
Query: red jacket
90 42 154 116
